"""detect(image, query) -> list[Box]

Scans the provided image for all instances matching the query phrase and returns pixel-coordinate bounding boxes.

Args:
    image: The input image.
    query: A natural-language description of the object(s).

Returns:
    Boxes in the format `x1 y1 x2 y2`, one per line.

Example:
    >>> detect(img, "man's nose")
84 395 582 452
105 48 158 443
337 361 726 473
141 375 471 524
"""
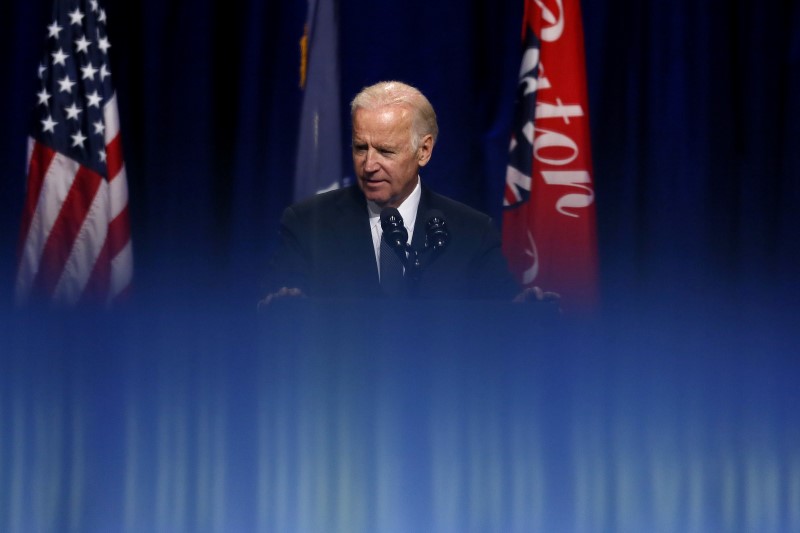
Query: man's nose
364 149 380 172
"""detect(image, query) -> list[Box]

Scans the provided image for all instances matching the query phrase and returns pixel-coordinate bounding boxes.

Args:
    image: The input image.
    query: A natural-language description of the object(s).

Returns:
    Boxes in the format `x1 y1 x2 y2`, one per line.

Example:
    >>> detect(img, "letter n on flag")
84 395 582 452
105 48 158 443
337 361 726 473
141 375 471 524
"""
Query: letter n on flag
15 0 133 307
502 0 599 313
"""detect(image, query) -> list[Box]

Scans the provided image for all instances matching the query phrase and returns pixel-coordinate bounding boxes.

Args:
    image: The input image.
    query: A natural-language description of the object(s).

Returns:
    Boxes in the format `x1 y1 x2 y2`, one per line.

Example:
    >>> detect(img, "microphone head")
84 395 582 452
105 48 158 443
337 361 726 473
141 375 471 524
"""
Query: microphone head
380 207 408 249
425 209 449 250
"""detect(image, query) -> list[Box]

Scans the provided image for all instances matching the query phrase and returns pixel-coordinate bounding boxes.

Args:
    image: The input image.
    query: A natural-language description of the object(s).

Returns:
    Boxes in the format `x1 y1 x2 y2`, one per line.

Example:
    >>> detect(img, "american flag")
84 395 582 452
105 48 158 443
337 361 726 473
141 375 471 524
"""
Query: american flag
16 0 132 307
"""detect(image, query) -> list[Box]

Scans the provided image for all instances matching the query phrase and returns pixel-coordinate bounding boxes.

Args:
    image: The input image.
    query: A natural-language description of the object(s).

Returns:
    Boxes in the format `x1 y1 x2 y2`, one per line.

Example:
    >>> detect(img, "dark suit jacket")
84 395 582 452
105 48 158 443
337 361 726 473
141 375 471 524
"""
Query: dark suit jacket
266 185 520 300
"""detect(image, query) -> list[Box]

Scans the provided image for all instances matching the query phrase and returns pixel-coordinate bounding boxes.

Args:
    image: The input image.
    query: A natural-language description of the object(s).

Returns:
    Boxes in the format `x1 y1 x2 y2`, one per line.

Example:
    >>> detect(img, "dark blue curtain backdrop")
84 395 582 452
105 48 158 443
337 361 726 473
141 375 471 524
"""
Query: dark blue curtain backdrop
2 3 800 531
1 0 798 308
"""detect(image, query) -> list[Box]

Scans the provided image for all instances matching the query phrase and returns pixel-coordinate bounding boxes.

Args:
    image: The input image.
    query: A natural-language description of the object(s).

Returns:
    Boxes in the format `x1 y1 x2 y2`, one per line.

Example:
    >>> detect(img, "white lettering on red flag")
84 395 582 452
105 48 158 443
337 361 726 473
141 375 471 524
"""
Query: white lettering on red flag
502 0 599 312
15 0 133 307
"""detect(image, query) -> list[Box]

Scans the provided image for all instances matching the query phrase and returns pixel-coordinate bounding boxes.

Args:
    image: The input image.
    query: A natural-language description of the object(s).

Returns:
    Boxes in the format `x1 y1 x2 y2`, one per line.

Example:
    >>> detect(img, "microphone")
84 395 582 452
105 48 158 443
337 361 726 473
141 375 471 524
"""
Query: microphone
380 207 416 281
424 209 449 250
380 207 408 251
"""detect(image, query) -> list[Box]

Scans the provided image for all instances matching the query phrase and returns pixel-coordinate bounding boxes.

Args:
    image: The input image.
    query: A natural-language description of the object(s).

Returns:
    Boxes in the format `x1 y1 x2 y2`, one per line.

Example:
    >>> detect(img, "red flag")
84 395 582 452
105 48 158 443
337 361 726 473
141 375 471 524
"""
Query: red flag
15 0 133 307
502 0 598 313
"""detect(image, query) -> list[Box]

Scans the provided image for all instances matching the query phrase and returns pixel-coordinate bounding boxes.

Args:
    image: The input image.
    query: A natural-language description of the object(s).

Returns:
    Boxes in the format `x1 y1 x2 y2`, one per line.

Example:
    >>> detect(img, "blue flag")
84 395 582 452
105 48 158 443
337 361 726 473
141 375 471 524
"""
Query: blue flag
293 0 343 201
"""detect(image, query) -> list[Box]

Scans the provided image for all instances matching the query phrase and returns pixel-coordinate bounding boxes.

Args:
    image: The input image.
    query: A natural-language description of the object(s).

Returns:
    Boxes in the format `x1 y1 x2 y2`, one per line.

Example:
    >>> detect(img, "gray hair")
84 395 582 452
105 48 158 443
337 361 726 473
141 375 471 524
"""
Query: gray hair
350 81 438 150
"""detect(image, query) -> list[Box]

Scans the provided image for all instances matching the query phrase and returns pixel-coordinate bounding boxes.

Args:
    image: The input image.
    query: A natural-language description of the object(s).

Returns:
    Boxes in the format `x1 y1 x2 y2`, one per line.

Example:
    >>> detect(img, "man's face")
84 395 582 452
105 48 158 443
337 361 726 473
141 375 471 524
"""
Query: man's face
352 105 432 208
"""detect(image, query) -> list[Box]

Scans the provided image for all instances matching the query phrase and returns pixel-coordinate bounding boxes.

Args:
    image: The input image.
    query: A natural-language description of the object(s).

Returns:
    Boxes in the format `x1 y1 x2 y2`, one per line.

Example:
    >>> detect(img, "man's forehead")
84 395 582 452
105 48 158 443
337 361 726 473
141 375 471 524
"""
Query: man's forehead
353 107 413 141
354 104 412 125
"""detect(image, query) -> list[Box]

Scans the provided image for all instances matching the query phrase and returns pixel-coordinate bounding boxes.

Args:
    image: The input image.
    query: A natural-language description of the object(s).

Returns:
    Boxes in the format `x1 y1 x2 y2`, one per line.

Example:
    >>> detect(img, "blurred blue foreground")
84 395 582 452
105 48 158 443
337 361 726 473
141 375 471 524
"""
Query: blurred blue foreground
1 294 798 533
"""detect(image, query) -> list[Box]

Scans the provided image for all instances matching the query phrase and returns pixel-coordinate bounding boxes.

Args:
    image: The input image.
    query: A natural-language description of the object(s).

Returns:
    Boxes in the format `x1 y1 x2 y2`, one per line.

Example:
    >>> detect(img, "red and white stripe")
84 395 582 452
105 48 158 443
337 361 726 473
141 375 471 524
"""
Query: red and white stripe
15 92 133 307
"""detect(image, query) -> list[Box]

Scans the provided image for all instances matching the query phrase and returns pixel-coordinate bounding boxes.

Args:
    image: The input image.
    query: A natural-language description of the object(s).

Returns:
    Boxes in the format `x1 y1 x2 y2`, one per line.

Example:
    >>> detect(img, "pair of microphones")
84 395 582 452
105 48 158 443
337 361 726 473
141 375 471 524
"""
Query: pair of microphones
380 208 449 279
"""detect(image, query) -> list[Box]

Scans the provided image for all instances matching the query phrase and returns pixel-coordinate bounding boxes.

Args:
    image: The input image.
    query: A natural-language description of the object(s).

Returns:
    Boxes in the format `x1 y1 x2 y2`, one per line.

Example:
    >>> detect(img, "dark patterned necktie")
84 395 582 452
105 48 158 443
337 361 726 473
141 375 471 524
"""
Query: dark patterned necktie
380 237 405 297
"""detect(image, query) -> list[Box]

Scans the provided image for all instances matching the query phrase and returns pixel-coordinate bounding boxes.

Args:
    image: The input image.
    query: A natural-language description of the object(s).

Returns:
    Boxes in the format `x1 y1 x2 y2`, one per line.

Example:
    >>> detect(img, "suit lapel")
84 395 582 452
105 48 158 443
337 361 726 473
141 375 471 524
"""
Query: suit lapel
411 186 431 252
333 187 382 295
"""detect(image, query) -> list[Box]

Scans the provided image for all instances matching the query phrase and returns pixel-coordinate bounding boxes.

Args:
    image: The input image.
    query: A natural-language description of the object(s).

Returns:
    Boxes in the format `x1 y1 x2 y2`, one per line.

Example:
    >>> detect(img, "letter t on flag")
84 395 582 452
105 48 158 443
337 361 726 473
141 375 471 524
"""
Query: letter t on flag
15 0 133 307
502 0 599 313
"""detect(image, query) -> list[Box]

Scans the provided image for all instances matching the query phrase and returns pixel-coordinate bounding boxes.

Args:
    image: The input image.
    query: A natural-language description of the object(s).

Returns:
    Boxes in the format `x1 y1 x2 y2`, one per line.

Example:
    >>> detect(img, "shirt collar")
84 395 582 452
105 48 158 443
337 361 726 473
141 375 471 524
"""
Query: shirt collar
367 177 422 235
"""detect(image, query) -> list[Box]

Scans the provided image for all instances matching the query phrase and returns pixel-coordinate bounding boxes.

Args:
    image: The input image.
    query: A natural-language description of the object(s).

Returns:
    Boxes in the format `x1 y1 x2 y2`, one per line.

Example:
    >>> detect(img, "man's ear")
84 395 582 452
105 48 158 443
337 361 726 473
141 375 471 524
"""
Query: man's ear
416 134 434 167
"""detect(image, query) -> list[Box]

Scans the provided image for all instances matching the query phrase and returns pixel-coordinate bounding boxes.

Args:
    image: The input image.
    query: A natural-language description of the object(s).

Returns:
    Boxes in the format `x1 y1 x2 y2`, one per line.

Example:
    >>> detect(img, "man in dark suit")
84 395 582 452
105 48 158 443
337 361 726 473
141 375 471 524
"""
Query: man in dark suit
263 81 540 303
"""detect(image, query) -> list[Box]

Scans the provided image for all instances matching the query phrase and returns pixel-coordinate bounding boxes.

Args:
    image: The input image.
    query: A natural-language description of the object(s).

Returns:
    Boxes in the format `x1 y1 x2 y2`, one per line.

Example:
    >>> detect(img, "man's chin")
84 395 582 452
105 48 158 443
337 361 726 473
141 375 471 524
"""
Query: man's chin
368 197 391 209
361 187 391 207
